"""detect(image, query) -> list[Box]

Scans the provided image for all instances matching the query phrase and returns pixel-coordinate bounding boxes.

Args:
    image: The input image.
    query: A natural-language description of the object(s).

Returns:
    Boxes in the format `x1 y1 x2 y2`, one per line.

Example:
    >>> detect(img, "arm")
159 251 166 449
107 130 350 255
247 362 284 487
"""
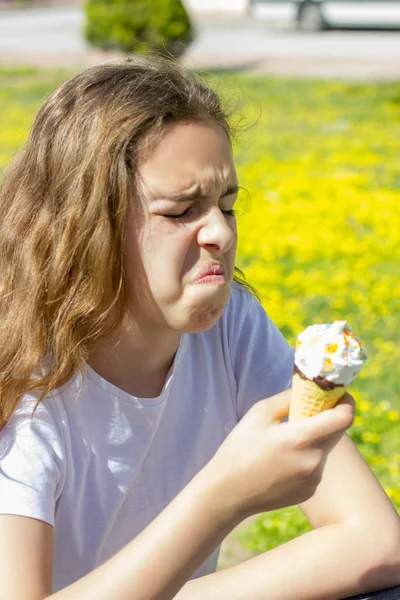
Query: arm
0 515 54 600
0 466 238 600
174 435 400 600
0 390 355 600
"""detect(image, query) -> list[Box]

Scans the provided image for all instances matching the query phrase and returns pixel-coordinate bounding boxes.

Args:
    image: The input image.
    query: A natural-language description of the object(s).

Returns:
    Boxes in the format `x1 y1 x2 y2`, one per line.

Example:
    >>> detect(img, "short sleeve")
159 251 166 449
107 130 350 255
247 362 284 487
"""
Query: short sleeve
227 287 294 420
0 395 65 527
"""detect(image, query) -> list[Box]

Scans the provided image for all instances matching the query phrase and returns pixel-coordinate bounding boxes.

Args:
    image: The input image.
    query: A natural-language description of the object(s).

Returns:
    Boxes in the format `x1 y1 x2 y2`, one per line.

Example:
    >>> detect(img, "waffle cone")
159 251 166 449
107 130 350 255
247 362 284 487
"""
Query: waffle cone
289 373 346 420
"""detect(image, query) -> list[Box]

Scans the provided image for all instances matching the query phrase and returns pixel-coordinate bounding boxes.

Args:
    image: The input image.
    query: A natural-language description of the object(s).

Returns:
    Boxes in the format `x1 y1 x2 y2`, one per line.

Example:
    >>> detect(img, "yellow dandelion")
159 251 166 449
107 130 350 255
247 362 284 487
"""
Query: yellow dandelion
361 432 381 444
370 456 388 466
358 400 372 413
387 411 399 423
385 487 396 499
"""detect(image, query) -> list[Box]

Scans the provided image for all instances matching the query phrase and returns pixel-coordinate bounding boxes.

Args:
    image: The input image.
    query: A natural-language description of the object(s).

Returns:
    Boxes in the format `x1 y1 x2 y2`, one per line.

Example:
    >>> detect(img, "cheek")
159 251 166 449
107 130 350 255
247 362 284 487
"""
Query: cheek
232 221 238 248
228 222 238 258
141 221 193 268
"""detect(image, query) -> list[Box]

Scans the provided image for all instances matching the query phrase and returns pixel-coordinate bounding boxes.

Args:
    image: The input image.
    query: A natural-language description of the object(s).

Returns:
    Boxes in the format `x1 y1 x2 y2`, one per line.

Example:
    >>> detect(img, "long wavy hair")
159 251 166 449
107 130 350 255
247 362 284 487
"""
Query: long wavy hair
0 57 258 431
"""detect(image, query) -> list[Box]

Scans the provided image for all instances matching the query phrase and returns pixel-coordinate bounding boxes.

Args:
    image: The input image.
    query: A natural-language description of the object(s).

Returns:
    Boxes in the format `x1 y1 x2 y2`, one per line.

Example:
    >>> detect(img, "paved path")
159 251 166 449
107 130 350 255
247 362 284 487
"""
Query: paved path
183 18 400 80
0 5 400 79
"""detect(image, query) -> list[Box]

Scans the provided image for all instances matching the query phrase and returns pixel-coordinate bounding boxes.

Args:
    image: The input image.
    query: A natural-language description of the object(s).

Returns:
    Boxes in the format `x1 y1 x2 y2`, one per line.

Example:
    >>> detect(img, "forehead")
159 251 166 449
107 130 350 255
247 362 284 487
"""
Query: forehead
137 120 237 198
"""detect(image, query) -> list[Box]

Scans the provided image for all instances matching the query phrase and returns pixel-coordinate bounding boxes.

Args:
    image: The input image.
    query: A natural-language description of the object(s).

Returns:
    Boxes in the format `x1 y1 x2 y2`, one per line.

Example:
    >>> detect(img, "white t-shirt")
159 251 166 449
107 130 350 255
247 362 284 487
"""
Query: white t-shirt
0 285 293 593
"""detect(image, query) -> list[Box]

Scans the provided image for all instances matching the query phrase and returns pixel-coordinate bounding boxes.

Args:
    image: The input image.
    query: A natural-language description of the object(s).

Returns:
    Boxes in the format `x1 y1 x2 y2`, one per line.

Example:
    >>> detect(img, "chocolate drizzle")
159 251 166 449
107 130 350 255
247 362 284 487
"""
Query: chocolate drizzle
294 364 344 391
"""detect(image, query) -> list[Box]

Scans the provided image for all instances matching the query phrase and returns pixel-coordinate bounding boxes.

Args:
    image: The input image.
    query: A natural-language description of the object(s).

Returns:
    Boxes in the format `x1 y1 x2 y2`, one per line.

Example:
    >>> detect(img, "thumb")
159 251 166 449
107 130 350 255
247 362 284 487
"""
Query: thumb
260 388 291 424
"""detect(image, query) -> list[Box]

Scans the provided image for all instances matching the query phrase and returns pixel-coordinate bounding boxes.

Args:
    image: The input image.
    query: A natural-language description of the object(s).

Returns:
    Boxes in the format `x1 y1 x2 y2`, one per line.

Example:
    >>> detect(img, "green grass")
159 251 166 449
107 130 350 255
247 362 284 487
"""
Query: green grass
0 67 79 169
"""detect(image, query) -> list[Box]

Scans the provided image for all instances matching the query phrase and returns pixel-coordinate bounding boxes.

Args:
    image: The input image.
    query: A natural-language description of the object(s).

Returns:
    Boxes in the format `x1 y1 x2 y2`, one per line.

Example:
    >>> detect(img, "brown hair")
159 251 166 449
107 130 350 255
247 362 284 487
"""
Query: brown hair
0 56 258 431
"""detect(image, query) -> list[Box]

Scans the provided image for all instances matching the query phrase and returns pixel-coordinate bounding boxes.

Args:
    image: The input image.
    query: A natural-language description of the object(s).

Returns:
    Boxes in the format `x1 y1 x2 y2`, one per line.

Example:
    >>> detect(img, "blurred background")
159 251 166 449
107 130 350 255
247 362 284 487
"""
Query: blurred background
1 0 400 75
1 0 399 573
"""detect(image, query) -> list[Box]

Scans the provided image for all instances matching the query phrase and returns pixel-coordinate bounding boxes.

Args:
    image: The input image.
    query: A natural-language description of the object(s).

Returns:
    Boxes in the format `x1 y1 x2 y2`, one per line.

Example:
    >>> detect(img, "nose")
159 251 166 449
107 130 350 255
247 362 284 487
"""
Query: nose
197 206 236 254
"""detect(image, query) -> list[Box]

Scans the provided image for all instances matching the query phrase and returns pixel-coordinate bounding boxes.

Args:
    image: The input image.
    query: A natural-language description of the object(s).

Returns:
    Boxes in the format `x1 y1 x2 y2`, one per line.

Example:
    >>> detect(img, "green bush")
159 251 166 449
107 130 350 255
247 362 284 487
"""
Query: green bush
84 0 194 57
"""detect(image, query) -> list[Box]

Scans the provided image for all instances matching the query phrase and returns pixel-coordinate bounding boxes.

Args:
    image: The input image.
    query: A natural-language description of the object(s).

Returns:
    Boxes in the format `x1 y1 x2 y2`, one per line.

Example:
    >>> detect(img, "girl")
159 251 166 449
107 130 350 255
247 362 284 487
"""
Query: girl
0 58 399 600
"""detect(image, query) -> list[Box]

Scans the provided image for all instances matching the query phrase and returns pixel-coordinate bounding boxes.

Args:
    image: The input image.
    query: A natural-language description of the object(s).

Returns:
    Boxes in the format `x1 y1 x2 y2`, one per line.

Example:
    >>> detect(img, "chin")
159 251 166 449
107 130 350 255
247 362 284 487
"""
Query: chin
184 308 225 334
163 285 231 333
180 295 230 334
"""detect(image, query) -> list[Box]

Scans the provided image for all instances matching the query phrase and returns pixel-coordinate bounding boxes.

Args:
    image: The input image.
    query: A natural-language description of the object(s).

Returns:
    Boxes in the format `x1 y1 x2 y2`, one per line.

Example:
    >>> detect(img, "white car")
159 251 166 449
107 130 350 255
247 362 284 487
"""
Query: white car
250 1 400 31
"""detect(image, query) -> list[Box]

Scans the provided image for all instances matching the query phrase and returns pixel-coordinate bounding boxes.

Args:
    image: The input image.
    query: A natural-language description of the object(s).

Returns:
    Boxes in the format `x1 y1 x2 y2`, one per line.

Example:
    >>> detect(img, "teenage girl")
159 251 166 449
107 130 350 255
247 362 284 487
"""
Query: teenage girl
0 58 399 600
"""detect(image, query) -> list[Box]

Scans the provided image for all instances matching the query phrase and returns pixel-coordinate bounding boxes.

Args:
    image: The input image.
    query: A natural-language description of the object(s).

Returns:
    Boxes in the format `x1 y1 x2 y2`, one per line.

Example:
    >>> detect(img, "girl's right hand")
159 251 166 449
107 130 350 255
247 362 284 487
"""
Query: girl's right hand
206 389 355 521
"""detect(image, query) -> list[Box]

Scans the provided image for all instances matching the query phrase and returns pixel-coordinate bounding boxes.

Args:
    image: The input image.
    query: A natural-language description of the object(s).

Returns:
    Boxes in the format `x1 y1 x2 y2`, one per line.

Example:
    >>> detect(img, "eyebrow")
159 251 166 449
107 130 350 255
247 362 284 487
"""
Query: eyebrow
167 184 239 203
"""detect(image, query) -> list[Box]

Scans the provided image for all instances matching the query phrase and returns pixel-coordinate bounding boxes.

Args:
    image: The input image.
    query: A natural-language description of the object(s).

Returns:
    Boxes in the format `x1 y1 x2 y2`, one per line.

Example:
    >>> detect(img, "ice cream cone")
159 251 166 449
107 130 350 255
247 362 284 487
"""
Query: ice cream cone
289 372 346 420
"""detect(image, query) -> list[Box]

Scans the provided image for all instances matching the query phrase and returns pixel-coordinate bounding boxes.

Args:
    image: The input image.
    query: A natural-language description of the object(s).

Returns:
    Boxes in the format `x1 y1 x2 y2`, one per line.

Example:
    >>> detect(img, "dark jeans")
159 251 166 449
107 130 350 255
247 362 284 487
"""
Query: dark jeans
344 586 400 600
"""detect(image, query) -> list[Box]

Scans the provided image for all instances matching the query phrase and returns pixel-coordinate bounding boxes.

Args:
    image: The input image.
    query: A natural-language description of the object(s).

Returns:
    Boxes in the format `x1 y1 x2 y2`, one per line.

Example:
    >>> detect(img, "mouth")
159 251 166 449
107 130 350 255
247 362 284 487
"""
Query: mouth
192 263 227 285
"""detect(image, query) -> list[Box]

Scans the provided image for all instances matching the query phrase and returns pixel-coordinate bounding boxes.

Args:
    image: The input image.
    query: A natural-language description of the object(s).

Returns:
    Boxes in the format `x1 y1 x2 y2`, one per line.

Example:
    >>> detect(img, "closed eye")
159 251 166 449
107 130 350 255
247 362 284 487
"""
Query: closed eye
165 206 196 221
221 208 236 218
166 207 236 221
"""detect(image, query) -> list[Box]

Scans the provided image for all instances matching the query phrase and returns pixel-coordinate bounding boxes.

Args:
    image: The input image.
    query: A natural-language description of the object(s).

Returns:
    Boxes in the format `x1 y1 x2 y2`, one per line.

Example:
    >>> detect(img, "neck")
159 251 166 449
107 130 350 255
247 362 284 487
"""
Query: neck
87 319 181 399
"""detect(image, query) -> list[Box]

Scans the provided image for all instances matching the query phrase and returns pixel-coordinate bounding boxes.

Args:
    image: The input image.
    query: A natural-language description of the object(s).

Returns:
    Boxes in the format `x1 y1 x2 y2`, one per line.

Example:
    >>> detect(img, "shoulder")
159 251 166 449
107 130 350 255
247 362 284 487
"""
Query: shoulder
0 387 68 525
221 282 262 329
220 282 279 345
0 388 66 466
218 284 293 419
197 282 291 371
4 385 64 429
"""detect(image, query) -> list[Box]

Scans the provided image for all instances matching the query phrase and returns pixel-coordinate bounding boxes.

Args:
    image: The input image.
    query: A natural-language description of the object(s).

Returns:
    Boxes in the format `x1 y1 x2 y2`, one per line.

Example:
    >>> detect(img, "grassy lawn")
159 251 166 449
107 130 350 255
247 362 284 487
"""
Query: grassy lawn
1 66 399 552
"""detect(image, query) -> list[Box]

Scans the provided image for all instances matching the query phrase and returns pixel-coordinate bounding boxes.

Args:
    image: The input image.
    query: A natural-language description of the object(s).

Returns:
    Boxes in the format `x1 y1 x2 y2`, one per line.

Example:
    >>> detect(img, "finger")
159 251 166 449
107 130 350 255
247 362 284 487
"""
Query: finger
293 393 355 442
335 392 356 413
260 389 291 423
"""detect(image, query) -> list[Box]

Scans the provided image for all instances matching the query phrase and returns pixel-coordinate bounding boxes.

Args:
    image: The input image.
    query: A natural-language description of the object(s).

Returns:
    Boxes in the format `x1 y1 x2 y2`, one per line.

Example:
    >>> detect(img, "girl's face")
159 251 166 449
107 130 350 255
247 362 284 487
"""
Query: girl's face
124 119 238 334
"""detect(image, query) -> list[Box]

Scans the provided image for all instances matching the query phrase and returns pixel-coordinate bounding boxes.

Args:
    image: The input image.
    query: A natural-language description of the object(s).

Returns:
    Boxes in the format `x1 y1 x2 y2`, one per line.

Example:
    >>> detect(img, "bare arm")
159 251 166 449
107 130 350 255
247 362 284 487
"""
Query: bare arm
0 515 54 600
175 435 400 600
0 390 356 600
0 466 237 600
